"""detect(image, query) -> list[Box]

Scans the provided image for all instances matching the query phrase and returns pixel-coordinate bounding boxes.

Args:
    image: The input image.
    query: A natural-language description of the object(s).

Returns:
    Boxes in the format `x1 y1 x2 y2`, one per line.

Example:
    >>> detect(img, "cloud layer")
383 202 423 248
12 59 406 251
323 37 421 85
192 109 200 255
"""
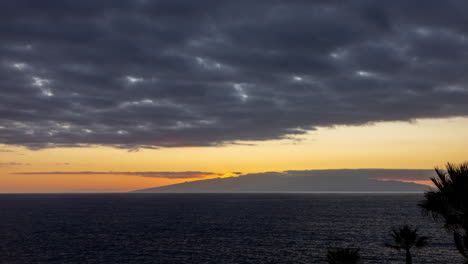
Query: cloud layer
1 1 468 149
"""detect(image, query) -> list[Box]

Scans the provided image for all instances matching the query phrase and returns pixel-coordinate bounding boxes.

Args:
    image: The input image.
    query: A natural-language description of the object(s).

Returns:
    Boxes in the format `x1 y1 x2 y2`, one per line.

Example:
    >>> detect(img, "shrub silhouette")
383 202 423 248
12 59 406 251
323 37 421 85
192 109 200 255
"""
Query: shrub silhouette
419 162 468 263
385 225 428 264
326 247 360 264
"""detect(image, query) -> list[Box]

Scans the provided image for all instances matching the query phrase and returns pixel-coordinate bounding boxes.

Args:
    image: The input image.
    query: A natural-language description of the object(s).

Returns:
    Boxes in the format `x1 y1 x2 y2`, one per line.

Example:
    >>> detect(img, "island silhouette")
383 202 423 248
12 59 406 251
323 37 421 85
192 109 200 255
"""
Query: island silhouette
133 169 433 193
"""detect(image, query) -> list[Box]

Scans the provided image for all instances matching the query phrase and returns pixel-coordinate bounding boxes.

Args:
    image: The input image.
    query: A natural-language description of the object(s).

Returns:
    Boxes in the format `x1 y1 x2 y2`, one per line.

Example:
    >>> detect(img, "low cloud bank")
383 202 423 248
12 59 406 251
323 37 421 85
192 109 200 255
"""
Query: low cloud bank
13 171 221 179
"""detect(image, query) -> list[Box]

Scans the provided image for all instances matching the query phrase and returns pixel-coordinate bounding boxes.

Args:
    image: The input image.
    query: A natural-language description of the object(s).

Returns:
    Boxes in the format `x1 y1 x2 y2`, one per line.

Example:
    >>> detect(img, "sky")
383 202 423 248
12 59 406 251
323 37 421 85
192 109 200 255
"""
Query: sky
1 0 468 192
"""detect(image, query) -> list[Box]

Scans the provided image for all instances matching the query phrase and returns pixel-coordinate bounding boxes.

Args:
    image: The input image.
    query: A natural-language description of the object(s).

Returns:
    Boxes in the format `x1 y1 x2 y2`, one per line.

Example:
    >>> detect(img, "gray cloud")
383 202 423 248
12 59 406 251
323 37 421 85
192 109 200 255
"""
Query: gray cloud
1 1 468 149
12 171 220 179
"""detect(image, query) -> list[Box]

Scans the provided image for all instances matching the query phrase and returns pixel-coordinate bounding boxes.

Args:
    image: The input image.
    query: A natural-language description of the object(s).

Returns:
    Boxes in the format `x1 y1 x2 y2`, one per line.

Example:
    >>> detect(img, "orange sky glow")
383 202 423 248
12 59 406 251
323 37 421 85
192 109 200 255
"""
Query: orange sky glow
1 117 467 193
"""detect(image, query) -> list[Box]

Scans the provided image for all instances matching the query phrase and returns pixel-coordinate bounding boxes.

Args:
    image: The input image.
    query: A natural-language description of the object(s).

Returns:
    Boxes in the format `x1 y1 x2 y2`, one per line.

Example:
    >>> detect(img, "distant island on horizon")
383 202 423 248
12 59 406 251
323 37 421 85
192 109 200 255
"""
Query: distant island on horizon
132 169 433 193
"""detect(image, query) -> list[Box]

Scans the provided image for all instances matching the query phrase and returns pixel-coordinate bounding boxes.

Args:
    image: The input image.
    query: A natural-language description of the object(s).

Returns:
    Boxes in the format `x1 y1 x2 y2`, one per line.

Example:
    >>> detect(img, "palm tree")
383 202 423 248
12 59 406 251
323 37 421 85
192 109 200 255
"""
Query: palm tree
326 247 361 264
419 162 468 263
385 225 428 264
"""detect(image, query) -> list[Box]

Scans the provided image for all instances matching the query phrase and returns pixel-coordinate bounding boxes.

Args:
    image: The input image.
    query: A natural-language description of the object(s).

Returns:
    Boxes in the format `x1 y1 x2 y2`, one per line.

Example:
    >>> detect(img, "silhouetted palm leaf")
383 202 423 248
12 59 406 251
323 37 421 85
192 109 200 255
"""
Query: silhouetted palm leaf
418 162 468 262
385 225 428 264
326 247 360 264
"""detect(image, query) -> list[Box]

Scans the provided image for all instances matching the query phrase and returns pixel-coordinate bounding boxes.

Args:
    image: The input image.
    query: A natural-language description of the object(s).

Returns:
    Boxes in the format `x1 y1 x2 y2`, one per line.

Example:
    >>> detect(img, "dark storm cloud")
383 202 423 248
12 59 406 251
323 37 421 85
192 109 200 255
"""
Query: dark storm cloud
1 0 468 149
12 171 220 179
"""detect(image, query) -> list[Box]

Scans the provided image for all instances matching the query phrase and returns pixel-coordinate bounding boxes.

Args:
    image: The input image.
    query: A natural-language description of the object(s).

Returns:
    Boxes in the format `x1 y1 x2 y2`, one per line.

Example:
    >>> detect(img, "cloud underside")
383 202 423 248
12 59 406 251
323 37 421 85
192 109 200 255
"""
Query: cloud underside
13 171 220 179
1 0 468 149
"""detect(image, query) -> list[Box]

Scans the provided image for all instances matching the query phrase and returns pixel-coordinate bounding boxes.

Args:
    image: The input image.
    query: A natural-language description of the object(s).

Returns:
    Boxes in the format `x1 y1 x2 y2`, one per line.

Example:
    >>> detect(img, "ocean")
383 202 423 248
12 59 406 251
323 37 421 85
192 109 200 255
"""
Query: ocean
0 194 462 263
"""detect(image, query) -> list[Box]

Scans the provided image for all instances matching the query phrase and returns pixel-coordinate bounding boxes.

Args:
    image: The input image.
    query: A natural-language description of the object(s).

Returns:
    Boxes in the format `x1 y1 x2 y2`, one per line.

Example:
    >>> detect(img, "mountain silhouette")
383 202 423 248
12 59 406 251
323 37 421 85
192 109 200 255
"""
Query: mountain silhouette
132 169 432 193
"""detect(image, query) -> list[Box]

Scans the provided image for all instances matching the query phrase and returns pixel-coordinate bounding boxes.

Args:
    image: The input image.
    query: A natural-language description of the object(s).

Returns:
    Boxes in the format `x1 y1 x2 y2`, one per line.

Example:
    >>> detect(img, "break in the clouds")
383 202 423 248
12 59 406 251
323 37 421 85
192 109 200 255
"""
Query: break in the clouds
12 171 220 179
1 0 468 149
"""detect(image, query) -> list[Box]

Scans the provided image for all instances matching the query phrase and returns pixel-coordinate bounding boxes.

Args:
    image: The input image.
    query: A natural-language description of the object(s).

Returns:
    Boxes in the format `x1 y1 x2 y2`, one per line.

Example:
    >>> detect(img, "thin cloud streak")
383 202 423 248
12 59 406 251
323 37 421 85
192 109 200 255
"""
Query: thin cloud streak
0 162 29 166
12 171 221 179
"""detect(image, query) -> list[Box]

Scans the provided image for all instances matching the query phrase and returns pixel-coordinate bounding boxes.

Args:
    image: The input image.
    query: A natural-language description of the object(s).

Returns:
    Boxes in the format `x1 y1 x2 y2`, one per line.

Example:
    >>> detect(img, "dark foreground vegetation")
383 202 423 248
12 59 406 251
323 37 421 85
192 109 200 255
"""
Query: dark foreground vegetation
327 162 468 264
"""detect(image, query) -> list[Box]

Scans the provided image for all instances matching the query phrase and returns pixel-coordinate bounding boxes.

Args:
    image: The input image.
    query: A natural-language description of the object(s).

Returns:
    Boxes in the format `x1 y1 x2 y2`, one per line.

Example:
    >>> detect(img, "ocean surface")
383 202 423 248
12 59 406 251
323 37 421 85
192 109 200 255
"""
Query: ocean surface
0 194 462 263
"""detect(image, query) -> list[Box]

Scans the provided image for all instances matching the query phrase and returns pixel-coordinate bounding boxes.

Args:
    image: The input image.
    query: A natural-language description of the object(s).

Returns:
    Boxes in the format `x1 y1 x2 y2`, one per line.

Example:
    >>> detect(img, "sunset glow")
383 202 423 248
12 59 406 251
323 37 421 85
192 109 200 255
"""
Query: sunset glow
2 117 467 192
1 0 468 194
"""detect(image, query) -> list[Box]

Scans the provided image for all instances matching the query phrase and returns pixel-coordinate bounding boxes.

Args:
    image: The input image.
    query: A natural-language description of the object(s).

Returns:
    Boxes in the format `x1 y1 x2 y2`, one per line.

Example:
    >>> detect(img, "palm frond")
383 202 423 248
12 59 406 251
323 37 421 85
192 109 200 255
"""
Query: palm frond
419 162 468 261
326 247 360 264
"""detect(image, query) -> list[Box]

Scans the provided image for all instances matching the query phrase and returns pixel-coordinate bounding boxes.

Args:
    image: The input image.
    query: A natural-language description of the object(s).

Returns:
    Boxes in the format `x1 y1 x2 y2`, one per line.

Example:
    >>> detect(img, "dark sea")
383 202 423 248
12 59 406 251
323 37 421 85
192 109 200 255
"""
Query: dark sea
0 194 462 263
